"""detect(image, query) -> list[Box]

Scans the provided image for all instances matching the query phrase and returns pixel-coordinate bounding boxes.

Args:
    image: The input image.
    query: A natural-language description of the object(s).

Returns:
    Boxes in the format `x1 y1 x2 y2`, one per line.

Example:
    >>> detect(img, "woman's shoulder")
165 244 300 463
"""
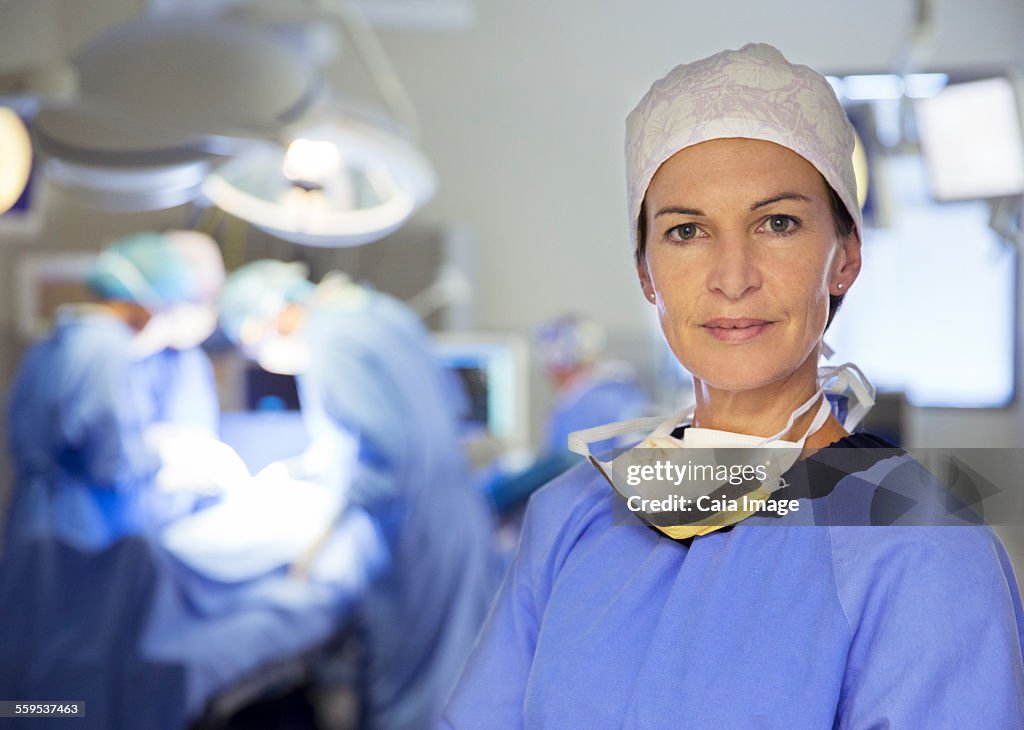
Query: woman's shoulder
820 440 1019 622
515 461 621 573
816 434 986 528
525 461 618 531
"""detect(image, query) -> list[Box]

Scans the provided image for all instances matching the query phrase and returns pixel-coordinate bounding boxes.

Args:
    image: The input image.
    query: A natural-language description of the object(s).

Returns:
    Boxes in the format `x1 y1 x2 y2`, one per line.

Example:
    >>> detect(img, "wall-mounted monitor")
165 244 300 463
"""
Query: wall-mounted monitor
14 253 98 340
826 155 1016 408
916 77 1024 201
433 333 529 447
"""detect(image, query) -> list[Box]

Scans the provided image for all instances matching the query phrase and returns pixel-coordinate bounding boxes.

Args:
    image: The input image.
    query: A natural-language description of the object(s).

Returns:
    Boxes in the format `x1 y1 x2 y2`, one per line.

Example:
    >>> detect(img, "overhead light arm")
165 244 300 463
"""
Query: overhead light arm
314 0 420 138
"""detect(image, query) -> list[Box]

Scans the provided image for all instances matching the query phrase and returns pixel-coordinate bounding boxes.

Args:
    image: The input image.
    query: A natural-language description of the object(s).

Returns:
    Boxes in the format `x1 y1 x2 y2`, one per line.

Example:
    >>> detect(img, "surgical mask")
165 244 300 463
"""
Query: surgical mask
132 312 176 359
568 362 875 540
820 362 875 434
256 331 310 375
168 302 218 350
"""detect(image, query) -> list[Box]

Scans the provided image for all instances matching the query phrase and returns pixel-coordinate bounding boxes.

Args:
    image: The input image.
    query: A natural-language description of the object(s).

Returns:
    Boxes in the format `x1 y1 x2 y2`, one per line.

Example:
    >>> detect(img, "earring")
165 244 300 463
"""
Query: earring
648 292 656 301
836 283 844 291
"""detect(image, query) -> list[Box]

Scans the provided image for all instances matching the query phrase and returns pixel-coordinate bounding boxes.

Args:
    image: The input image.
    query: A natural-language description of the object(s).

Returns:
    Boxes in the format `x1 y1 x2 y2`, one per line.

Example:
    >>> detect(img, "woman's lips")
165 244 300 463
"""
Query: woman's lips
701 318 774 343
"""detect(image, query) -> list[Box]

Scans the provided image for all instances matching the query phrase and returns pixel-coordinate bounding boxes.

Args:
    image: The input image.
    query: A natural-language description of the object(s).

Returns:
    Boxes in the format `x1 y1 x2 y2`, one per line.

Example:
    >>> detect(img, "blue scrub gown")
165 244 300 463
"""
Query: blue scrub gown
5 310 161 551
0 514 382 729
298 293 502 730
136 346 220 434
444 433 1024 728
0 310 385 729
482 371 649 514
545 371 649 454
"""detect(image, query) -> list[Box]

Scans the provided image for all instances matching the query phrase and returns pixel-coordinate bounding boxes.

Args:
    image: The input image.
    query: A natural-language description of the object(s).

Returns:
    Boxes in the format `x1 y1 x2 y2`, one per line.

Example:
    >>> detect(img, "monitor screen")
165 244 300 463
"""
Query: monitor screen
244 365 301 411
825 155 1016 408
434 334 529 446
916 77 1024 201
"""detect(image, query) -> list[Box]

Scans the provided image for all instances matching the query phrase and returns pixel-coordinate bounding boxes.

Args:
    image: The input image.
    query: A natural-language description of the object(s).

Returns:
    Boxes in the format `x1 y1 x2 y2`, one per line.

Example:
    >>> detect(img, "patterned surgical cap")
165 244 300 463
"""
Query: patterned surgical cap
625 43 861 251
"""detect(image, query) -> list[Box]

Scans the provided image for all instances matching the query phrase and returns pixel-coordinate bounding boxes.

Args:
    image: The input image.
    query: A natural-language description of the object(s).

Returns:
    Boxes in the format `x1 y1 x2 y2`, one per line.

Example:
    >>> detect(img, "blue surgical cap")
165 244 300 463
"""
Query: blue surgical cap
86 231 199 311
533 314 607 370
219 259 316 345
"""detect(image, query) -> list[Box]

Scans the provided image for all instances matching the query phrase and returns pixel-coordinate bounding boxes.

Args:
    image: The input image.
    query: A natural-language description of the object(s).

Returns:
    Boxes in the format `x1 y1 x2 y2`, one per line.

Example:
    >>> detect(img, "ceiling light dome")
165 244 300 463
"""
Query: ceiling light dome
202 118 436 247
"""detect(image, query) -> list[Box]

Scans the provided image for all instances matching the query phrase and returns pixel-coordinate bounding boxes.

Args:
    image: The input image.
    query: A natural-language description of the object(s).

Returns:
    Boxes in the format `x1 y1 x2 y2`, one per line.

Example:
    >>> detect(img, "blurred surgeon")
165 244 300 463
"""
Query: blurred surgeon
535 314 649 455
135 230 224 436
482 315 650 514
5 232 200 552
220 260 501 729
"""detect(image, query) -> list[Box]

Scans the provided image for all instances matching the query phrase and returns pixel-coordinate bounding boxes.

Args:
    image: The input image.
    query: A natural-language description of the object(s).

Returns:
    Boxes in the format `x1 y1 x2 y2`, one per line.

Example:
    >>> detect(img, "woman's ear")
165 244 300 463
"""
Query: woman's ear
833 231 862 292
637 256 656 303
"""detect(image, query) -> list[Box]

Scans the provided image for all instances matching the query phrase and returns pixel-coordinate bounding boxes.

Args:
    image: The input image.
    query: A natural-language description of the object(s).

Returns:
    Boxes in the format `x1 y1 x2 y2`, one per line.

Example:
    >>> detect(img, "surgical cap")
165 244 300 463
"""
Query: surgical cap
625 43 861 251
534 314 606 370
219 259 315 345
164 230 225 304
87 231 199 310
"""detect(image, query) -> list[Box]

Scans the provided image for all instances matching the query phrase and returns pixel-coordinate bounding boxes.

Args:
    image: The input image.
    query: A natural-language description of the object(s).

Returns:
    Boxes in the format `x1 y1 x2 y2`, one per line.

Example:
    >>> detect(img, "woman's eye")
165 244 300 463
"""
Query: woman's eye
670 223 700 241
764 215 798 234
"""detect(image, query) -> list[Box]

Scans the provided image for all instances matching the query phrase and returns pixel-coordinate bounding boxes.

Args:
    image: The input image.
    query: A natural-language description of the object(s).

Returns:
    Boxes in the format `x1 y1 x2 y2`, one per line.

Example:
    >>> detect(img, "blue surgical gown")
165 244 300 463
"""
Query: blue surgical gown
545 371 649 454
0 514 381 730
297 295 502 729
482 371 649 514
5 310 161 551
444 433 1024 728
135 346 220 434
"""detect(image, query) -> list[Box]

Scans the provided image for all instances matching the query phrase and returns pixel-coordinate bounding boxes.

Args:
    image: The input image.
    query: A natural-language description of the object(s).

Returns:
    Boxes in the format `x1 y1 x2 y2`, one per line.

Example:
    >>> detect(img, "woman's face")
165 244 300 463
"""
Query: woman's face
638 138 860 392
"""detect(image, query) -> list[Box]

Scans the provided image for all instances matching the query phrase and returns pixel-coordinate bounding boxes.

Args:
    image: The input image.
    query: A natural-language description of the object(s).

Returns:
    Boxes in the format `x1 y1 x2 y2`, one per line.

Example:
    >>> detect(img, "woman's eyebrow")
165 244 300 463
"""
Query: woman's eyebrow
655 206 705 217
655 192 813 218
750 192 812 210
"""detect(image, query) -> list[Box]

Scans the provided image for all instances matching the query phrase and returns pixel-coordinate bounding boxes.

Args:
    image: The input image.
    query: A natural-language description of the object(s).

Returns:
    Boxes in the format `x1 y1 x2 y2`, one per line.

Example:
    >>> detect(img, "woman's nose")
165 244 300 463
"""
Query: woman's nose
707 235 762 300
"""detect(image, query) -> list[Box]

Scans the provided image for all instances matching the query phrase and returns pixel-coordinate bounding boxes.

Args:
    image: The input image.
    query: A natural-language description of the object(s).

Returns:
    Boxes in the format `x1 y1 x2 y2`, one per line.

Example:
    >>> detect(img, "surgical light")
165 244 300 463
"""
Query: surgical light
282 138 343 186
202 119 436 247
0 107 32 215
31 16 318 212
199 0 437 247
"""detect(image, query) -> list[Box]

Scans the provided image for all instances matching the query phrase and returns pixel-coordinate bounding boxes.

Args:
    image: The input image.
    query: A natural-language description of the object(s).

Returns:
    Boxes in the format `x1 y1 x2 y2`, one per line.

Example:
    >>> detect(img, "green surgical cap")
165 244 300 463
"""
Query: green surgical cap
86 231 200 310
219 259 315 344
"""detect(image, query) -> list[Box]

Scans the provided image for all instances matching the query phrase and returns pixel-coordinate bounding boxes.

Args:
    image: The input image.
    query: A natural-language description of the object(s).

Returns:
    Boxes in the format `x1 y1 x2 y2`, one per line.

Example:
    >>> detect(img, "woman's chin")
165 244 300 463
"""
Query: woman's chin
686 358 801 394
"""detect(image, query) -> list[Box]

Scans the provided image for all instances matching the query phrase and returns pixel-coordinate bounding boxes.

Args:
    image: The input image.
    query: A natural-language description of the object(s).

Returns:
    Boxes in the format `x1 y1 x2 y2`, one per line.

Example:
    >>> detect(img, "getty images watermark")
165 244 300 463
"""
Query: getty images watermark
621 459 800 518
595 446 1024 529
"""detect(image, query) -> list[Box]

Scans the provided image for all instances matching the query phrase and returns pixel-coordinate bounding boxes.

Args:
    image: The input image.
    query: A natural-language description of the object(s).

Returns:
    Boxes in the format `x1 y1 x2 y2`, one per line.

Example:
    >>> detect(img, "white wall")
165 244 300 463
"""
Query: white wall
387 0 1024 332
382 0 1024 449
2 0 1024 462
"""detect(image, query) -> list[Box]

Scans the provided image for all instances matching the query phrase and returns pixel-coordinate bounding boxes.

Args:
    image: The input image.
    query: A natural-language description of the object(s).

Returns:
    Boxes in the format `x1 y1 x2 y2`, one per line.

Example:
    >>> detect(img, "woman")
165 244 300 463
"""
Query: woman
443 44 1024 727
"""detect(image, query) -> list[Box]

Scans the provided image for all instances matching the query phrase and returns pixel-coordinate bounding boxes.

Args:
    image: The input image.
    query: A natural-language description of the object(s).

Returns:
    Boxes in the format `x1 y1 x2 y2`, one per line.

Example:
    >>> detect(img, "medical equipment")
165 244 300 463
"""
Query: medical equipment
916 77 1024 201
0 106 31 216
433 333 531 449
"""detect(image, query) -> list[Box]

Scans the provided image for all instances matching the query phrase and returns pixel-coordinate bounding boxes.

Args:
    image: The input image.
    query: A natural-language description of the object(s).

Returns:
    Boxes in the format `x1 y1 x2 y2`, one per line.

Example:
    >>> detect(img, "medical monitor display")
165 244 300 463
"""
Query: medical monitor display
434 334 529 446
14 253 97 340
916 77 1024 201
826 155 1015 408
244 366 301 411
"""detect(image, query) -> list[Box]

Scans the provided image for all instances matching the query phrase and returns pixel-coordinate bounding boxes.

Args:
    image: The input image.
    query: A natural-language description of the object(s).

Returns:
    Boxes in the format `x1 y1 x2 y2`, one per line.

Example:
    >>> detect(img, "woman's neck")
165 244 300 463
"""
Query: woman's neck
690 355 845 448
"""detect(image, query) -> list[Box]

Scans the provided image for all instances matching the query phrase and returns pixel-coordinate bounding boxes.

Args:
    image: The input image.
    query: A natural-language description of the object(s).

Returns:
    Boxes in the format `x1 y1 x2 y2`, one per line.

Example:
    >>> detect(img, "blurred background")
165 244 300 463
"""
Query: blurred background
1 0 1023 726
